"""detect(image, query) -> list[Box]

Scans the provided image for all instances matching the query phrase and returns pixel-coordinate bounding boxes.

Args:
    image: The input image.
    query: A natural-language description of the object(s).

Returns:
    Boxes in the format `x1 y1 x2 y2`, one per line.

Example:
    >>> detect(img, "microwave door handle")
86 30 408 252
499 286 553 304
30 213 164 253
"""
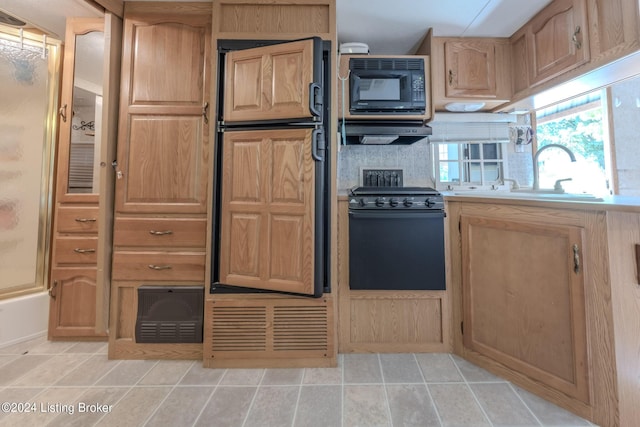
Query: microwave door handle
309 82 323 119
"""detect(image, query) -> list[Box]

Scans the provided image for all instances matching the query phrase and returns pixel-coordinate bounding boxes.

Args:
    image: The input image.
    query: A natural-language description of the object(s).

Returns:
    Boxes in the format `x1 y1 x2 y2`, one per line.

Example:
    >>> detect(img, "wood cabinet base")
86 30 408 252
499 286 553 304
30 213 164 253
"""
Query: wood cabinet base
203 293 337 368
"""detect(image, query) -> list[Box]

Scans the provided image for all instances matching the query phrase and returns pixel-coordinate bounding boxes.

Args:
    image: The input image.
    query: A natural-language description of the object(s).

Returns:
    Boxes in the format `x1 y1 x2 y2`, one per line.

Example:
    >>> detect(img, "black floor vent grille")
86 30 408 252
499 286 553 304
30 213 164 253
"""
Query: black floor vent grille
135 286 203 343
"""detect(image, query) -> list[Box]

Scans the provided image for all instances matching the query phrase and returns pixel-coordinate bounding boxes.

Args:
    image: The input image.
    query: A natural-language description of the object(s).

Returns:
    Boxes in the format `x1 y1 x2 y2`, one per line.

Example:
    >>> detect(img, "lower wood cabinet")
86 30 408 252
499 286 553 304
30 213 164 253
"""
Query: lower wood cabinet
460 214 589 403
48 268 102 338
448 200 617 426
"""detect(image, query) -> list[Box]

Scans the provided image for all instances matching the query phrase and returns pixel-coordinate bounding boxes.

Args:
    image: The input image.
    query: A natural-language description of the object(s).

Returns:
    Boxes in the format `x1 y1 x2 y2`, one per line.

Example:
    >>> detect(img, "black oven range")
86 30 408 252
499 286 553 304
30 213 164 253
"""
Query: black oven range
348 185 446 291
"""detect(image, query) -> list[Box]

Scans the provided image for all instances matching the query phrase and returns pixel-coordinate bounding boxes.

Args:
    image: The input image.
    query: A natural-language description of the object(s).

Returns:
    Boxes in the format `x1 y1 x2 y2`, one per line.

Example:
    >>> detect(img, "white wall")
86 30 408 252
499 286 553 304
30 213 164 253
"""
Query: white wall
0 292 49 348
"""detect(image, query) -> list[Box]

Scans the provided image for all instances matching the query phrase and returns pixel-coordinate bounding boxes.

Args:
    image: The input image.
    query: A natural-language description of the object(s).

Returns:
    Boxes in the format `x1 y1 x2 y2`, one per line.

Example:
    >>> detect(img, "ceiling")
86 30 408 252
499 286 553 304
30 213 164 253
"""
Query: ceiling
1 0 553 53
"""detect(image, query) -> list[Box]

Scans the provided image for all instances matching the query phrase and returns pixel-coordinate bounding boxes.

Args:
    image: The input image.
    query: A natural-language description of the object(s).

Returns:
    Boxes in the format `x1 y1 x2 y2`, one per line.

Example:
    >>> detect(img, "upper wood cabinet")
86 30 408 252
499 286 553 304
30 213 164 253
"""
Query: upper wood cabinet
587 0 640 62
115 11 211 214
526 0 590 86
427 37 511 111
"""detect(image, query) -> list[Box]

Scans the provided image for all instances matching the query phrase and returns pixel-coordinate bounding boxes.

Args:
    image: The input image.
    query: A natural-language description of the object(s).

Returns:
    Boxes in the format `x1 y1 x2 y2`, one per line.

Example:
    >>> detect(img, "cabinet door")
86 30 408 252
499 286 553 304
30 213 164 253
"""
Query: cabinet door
224 38 322 122
529 0 589 85
48 268 100 338
218 128 316 296
115 15 211 214
461 215 589 403
444 40 497 98
587 0 640 62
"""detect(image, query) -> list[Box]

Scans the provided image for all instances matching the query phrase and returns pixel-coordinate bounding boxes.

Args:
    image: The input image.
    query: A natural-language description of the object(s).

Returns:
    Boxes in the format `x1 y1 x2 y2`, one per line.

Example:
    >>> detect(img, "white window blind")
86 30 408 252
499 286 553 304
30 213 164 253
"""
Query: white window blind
429 121 511 144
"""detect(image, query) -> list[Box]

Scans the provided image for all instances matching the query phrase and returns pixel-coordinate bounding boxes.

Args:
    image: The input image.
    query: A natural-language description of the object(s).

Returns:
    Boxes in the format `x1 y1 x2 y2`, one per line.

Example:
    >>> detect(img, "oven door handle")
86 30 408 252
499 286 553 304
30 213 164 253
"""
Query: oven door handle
348 210 445 220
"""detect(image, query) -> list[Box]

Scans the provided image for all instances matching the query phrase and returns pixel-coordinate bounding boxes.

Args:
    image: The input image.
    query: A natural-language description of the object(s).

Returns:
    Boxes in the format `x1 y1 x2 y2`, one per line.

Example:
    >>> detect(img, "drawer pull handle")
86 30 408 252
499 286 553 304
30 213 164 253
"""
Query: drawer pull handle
148 264 172 270
149 230 173 236
74 248 96 254
75 218 97 223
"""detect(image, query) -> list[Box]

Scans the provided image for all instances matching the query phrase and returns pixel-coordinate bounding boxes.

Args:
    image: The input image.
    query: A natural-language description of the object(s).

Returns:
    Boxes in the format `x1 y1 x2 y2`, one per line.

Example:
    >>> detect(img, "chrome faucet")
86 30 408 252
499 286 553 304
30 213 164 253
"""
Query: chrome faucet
532 144 576 190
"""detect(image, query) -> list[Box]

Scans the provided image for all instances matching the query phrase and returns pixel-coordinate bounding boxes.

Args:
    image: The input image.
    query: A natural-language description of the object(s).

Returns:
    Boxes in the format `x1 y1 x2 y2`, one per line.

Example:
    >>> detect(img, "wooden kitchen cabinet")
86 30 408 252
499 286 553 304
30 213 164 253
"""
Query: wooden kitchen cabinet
526 0 590 86
460 214 589 403
48 15 121 339
448 200 617 425
110 2 211 360
421 36 511 111
587 0 640 63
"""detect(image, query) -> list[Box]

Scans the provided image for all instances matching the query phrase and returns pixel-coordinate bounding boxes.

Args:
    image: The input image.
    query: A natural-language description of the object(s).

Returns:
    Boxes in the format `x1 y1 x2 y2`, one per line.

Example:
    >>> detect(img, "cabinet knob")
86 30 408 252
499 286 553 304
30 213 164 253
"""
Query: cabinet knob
48 280 57 298
448 69 454 85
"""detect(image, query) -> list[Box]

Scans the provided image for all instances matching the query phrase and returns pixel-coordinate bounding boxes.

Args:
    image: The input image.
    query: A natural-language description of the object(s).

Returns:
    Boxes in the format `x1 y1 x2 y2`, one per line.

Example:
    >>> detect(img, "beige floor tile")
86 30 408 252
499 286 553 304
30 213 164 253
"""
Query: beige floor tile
0 387 85 427
513 385 592 426
343 353 383 384
139 360 193 385
55 354 120 386
294 385 342 427
47 387 129 427
343 385 391 427
219 368 264 386
302 364 343 384
96 359 155 386
429 383 491 426
145 386 214 427
0 355 49 387
415 353 464 382
243 386 299 427
470 383 540 426
179 362 225 386
261 368 304 385
95 386 172 427
64 341 108 354
0 336 47 355
379 353 423 383
451 354 505 382
386 384 440 426
194 386 256 427
27 340 77 354
12 354 86 386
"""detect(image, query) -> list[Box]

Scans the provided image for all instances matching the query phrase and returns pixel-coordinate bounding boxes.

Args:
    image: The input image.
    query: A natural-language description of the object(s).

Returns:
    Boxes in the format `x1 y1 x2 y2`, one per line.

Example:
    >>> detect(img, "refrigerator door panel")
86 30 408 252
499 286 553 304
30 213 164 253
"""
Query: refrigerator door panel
217 128 322 296
223 38 323 123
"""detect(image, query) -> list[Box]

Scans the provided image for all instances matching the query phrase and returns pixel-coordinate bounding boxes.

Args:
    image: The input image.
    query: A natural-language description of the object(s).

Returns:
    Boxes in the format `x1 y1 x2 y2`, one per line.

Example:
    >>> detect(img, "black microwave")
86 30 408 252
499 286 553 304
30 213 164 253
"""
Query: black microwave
349 57 426 114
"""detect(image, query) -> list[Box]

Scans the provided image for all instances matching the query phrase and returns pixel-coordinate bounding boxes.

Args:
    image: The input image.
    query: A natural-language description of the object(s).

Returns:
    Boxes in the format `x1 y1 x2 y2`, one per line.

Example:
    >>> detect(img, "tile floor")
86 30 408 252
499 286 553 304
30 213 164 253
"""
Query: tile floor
0 336 597 427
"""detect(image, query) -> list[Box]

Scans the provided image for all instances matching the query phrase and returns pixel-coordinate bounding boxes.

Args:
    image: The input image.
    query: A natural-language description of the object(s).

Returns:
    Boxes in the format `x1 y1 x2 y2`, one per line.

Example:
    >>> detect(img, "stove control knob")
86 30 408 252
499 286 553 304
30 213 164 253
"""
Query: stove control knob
425 198 435 208
403 197 414 207
359 198 367 207
389 198 399 207
375 197 386 207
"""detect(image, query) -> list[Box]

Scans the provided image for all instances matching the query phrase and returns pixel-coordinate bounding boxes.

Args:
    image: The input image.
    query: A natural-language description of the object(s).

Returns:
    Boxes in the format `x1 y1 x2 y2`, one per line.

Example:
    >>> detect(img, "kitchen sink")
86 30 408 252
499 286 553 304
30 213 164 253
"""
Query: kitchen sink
451 190 604 202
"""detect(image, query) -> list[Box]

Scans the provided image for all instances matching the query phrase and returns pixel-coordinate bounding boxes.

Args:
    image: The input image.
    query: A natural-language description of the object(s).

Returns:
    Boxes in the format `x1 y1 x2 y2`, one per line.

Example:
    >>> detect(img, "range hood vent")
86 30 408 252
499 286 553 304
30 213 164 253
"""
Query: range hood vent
342 120 431 145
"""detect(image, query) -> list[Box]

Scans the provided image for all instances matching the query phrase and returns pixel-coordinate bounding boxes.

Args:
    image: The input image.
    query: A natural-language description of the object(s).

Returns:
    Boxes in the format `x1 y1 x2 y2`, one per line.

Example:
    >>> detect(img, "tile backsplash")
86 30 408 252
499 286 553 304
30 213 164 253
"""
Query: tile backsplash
336 137 434 192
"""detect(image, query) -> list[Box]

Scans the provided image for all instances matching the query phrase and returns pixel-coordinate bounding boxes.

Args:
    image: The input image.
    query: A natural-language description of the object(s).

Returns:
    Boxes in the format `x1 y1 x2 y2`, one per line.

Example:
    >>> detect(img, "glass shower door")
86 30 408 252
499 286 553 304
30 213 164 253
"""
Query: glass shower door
0 26 61 298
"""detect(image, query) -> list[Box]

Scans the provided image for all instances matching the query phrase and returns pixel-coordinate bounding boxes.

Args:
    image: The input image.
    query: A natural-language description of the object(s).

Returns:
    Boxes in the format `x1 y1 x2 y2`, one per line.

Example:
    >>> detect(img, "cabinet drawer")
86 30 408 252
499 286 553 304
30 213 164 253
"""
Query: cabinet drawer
56 206 99 234
113 218 206 248
54 237 98 265
112 251 205 282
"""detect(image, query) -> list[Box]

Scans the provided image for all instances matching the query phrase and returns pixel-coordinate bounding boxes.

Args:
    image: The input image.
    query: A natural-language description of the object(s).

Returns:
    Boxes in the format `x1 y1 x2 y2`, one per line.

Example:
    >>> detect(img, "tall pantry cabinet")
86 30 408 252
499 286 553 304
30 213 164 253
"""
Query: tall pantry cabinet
109 2 211 359
48 15 122 339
